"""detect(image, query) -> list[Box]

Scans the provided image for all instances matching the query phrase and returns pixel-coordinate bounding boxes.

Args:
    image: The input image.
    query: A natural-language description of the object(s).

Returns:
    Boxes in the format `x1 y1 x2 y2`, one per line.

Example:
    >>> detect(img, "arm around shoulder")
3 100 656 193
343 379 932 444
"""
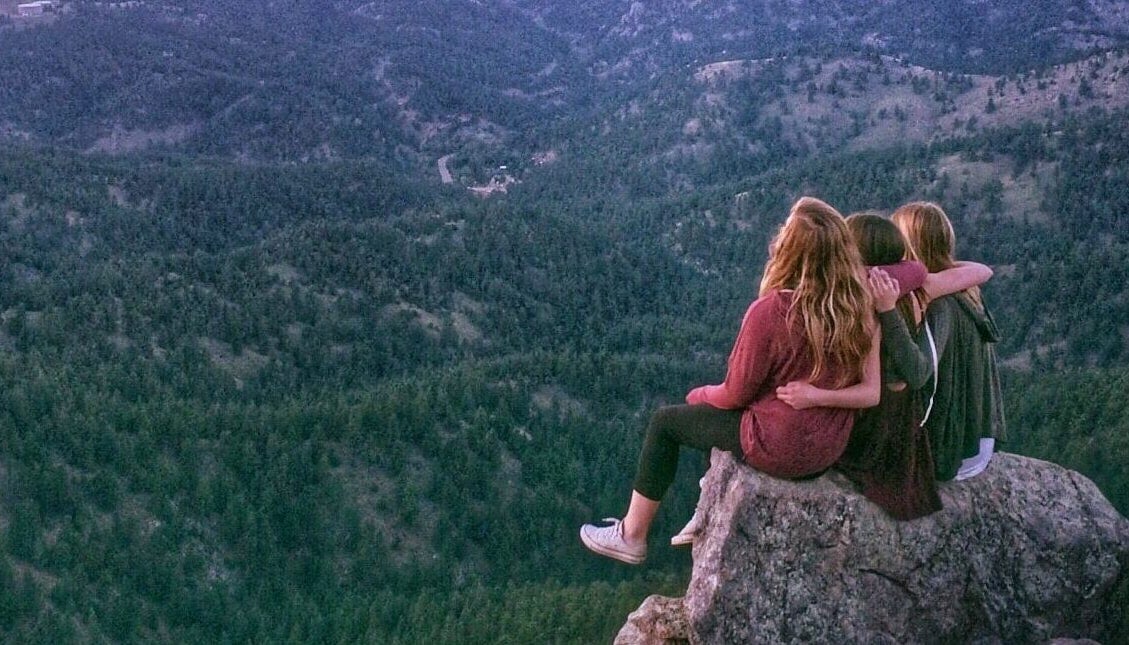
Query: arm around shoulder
923 261 993 300
775 325 881 409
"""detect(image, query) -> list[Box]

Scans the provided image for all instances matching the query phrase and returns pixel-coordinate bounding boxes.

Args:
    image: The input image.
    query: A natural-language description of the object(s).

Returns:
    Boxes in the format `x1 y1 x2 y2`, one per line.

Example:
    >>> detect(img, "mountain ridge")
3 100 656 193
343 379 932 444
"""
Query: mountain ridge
4 0 1129 175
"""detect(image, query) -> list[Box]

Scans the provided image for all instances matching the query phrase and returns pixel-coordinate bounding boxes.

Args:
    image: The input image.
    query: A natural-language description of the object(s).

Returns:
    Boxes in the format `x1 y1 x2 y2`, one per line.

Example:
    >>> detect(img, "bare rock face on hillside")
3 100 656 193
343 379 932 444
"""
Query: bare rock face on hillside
616 452 1129 644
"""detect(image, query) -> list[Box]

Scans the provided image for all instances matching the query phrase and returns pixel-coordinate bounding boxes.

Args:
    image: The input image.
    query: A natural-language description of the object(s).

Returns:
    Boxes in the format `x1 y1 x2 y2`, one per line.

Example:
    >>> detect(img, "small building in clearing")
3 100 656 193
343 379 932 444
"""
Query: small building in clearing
18 1 56 17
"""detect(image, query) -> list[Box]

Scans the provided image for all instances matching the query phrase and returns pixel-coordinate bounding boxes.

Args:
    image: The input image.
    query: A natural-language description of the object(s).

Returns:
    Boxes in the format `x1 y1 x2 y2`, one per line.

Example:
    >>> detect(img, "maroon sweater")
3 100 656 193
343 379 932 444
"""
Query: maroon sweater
685 290 863 478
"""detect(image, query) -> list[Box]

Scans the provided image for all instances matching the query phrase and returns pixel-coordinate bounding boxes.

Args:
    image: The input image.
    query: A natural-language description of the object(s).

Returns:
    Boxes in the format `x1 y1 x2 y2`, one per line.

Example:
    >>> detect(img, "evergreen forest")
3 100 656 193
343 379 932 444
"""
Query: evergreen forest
1 1 1128 642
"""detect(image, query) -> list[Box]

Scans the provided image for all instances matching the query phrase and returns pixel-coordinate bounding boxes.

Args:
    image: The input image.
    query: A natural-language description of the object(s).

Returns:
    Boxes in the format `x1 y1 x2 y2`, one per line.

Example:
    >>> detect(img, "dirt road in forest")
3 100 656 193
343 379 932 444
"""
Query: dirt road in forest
438 154 455 184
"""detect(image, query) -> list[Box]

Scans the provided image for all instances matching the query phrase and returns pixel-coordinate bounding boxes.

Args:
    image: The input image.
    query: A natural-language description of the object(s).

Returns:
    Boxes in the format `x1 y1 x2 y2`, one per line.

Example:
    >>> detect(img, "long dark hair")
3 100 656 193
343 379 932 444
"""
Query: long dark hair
846 213 921 327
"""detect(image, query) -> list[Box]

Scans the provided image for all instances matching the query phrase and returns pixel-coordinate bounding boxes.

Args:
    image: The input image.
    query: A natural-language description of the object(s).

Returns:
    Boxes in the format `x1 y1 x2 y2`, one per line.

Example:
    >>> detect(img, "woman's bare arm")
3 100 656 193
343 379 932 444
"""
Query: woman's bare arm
775 324 882 410
922 261 993 300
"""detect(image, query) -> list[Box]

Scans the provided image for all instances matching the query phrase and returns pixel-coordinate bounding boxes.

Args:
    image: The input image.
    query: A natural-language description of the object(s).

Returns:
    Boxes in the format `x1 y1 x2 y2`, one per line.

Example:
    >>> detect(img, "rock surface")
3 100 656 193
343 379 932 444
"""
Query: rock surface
616 452 1129 644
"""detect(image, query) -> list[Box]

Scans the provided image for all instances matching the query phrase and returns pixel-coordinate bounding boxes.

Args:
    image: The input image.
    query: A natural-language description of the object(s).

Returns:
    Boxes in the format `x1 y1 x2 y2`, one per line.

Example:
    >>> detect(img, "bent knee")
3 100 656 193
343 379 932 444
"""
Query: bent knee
648 404 686 430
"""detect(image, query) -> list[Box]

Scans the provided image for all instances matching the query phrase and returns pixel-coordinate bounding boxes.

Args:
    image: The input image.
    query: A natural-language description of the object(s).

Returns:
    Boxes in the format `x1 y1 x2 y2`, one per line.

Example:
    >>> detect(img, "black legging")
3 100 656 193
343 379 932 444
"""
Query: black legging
632 404 744 501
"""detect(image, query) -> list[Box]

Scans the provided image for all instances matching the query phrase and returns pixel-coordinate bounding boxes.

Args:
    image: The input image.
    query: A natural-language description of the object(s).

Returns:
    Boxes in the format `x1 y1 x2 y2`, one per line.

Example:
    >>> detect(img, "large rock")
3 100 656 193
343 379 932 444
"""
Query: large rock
616 452 1129 644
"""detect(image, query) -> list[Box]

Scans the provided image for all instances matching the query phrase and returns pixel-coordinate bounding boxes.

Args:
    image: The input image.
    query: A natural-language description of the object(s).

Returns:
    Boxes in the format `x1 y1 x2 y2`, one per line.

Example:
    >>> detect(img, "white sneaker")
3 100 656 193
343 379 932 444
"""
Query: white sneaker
670 509 703 547
580 518 646 565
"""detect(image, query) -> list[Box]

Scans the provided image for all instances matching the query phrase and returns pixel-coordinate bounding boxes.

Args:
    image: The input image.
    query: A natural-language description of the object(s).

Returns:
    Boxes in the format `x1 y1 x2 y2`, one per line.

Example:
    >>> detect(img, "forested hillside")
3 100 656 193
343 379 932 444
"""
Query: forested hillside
1 1 1128 642
3 0 1129 169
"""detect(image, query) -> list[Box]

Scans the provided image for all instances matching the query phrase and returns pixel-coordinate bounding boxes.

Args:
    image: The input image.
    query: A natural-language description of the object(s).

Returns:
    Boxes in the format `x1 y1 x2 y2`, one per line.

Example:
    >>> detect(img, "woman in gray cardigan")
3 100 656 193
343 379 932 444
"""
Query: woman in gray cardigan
892 202 1007 481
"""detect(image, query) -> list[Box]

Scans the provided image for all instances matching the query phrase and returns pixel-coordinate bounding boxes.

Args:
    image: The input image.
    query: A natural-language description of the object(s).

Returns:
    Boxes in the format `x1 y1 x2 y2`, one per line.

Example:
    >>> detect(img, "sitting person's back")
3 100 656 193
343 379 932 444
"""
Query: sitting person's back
920 292 1006 480
892 202 1007 482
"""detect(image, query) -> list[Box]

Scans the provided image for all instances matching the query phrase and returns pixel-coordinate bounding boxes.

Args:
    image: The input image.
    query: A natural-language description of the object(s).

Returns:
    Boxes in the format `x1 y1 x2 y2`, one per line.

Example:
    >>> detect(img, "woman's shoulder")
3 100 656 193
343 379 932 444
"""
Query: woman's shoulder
752 289 793 312
740 290 792 326
928 294 999 342
954 293 1000 342
929 292 983 319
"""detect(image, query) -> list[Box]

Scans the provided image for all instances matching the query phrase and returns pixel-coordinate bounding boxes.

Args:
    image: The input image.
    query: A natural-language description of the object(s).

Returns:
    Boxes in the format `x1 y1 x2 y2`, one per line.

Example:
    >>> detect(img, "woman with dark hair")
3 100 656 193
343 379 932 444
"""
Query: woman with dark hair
580 197 881 565
892 202 1006 481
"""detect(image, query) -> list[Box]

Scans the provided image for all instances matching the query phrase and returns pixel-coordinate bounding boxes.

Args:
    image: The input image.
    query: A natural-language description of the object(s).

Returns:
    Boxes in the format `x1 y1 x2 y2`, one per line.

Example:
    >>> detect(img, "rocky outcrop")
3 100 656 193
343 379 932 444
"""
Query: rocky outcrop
616 452 1129 644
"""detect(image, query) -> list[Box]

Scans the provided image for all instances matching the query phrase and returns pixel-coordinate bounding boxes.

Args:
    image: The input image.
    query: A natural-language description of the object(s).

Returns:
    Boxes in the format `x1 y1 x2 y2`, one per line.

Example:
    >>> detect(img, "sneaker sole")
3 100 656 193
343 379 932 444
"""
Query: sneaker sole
669 534 695 547
579 527 646 565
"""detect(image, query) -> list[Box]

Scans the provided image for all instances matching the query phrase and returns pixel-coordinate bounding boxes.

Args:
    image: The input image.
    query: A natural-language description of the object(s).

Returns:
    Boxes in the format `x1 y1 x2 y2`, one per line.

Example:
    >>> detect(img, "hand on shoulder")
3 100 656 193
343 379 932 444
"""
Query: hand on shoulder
867 268 900 312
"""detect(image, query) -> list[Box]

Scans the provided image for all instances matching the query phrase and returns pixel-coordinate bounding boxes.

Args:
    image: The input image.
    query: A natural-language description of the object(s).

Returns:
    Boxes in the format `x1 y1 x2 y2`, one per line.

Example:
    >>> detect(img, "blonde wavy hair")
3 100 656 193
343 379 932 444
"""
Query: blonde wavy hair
891 201 982 306
760 196 873 387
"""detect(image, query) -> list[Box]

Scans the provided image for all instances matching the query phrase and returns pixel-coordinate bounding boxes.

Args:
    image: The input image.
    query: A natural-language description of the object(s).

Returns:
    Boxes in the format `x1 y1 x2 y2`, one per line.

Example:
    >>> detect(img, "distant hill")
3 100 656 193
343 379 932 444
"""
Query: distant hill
2 0 1129 177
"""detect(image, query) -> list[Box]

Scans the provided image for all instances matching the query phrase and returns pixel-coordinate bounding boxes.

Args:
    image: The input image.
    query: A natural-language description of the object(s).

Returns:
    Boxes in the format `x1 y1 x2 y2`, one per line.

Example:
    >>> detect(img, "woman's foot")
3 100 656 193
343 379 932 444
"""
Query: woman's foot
580 518 647 564
671 476 707 547
670 509 704 547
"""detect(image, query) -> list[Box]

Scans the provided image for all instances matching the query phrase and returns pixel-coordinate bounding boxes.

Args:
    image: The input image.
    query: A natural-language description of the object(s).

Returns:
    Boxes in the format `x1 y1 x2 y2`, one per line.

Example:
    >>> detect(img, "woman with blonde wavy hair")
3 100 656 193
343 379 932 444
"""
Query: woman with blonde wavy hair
580 196 881 565
891 201 1006 481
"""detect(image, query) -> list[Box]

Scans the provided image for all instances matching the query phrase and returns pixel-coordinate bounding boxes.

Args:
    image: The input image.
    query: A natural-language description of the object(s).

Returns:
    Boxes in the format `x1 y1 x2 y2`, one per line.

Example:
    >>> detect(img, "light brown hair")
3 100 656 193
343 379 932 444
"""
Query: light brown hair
761 197 873 387
891 201 981 306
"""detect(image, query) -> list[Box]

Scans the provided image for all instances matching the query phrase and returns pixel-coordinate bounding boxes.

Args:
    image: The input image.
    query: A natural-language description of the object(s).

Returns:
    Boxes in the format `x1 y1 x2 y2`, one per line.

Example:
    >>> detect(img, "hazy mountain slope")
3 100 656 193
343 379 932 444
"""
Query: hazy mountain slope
3 0 1129 170
0 0 587 163
518 0 1129 74
682 52 1129 156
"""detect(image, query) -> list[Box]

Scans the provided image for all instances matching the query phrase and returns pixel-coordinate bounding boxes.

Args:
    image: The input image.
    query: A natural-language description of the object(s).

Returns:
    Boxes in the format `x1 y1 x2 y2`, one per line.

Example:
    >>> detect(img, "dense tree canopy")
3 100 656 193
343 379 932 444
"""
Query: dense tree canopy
1 3 1127 640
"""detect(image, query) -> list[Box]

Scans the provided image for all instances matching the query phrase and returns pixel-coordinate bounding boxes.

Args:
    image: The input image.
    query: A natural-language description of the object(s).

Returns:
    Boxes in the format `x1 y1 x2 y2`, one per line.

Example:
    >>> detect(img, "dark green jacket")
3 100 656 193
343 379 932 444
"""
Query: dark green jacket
878 308 932 389
919 293 1008 481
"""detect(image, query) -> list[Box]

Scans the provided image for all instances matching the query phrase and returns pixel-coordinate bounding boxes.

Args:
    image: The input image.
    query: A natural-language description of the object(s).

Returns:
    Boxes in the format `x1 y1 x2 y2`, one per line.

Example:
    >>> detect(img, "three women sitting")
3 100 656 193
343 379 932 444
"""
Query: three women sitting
581 198 1003 564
